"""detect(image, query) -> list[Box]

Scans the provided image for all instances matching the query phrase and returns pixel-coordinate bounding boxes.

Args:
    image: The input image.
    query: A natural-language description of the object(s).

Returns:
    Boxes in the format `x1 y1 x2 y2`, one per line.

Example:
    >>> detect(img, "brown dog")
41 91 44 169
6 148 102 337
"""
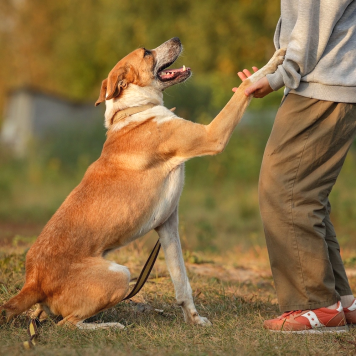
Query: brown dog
1 38 285 329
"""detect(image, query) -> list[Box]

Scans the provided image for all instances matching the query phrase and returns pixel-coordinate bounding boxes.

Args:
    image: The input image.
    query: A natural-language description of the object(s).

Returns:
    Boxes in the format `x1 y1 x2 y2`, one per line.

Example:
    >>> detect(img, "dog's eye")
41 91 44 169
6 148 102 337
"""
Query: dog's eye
143 49 151 57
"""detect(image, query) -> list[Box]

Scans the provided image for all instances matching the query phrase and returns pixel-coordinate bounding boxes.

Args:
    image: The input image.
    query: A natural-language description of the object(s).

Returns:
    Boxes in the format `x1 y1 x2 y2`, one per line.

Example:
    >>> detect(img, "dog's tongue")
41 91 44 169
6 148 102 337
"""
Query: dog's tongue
159 65 191 79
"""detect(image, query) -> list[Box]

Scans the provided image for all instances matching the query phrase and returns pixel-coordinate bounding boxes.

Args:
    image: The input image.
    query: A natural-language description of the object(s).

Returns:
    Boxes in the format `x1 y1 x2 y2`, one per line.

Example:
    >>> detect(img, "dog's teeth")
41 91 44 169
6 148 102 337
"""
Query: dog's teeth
183 65 186 71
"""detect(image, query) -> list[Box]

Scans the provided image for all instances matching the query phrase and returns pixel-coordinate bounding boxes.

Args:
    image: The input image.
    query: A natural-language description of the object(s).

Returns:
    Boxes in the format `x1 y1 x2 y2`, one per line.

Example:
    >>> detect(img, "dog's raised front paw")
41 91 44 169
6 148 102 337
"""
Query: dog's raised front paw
271 48 286 66
263 48 286 75
274 48 287 58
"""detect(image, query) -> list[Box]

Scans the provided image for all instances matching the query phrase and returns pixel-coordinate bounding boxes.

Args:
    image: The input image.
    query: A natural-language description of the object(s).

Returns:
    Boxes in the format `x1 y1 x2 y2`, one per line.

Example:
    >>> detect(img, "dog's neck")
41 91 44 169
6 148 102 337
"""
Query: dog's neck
104 84 164 129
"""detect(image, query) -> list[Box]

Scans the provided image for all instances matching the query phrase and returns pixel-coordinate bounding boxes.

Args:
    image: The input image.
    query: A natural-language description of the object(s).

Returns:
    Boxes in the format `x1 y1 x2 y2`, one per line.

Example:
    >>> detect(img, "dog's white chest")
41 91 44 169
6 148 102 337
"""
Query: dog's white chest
139 164 185 235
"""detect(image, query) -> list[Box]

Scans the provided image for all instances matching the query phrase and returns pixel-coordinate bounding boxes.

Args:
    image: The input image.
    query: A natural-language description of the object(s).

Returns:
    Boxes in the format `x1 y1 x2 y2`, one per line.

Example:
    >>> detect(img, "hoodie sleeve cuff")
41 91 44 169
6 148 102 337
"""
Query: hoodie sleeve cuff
266 69 285 91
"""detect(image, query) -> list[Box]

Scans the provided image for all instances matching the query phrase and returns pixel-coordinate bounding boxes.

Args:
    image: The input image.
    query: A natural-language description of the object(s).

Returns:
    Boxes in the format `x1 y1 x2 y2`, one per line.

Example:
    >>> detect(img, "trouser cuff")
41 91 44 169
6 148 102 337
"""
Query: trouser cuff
337 288 354 296
279 297 339 313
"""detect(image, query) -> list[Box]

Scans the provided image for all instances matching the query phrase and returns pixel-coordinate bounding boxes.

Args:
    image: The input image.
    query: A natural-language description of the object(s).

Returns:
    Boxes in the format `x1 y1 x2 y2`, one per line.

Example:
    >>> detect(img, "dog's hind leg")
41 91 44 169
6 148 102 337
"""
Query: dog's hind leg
156 207 211 326
54 259 130 329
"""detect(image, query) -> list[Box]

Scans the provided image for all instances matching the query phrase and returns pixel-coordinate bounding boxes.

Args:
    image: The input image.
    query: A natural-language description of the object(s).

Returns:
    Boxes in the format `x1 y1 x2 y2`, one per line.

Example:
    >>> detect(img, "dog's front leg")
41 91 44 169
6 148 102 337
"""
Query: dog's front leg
156 207 211 326
157 48 286 162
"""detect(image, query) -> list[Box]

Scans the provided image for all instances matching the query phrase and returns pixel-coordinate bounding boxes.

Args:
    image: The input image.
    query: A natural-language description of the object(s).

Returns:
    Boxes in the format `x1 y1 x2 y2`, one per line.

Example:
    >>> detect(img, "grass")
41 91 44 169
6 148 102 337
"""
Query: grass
2 244 356 355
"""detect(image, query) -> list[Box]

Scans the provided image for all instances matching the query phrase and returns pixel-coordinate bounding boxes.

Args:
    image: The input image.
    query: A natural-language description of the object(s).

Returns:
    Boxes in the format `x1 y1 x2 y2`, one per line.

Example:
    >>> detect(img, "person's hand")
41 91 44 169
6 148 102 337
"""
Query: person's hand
237 67 258 82
232 67 273 98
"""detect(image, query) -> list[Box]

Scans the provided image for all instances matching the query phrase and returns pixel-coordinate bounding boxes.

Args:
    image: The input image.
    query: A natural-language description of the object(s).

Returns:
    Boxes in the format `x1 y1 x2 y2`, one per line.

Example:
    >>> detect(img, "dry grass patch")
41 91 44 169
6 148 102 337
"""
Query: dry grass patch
2 243 356 355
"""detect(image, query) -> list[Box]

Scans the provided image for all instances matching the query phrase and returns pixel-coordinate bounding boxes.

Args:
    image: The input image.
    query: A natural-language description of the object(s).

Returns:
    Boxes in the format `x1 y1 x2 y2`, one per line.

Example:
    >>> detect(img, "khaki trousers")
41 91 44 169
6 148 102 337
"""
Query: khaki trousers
259 94 356 312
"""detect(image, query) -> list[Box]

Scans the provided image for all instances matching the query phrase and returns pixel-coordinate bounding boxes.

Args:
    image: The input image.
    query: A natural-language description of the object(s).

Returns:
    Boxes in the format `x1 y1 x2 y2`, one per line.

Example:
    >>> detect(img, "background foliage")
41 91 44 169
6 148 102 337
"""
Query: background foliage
0 0 355 252
0 0 281 116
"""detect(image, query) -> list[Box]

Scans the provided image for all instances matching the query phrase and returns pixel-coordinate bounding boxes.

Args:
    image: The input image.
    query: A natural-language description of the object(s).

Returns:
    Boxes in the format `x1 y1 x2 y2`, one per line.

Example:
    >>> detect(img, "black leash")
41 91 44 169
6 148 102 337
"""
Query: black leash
23 318 40 349
123 239 161 300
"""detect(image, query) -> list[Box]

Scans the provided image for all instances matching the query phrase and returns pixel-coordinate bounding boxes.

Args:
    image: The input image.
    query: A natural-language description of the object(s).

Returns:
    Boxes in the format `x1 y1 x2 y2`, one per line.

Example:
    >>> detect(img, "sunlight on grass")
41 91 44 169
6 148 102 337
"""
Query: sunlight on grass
2 245 356 355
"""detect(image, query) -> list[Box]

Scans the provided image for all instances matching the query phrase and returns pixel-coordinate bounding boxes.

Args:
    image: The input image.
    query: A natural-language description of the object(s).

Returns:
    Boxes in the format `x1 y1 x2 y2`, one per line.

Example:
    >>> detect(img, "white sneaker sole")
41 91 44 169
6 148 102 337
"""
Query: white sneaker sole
269 325 349 334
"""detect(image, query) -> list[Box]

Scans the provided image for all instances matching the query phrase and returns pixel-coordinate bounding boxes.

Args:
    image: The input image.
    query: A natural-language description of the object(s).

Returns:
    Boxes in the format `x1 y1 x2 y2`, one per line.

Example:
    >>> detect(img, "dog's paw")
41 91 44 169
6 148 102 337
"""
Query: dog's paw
193 315 212 326
31 308 49 322
274 48 287 58
262 48 286 74
76 322 125 330
271 48 286 66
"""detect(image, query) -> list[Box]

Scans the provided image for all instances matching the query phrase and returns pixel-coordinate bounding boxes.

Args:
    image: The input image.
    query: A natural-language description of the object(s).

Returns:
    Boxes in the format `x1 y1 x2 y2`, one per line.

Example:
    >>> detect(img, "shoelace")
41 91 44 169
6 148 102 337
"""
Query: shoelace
279 310 302 319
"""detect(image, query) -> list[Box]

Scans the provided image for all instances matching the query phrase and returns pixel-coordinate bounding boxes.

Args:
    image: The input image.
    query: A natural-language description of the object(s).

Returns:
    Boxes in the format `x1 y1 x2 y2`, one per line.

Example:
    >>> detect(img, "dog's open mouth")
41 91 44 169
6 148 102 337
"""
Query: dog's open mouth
157 65 191 82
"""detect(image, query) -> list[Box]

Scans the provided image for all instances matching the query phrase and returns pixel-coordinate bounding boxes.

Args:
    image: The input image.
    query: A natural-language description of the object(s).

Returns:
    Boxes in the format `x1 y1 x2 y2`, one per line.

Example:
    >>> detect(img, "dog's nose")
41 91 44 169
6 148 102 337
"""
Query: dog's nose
171 37 181 45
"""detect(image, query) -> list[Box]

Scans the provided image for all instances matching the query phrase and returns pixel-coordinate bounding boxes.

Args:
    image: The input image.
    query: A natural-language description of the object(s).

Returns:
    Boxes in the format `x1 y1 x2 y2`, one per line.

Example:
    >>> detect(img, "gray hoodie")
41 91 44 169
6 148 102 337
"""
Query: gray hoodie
266 0 356 103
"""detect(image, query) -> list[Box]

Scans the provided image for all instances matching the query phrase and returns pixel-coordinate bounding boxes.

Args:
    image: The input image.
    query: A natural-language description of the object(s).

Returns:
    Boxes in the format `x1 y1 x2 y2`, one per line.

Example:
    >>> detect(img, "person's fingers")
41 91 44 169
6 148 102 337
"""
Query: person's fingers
243 69 252 77
235 70 266 95
238 67 258 82
237 71 247 81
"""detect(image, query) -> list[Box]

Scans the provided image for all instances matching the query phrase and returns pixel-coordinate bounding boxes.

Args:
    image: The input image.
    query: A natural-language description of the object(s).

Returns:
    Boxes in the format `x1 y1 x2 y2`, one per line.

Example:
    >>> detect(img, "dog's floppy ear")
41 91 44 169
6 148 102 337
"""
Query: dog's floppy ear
95 79 108 106
95 64 134 106
106 67 128 101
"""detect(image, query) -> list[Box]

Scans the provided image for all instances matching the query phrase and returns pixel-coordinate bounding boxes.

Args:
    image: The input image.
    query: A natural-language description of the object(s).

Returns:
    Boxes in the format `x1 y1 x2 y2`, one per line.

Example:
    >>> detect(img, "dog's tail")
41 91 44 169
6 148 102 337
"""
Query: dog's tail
0 284 42 324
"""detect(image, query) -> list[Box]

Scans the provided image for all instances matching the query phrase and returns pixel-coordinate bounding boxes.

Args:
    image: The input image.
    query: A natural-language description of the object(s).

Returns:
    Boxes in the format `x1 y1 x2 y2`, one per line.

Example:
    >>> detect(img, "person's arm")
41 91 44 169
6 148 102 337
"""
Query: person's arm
267 0 352 91
236 0 352 98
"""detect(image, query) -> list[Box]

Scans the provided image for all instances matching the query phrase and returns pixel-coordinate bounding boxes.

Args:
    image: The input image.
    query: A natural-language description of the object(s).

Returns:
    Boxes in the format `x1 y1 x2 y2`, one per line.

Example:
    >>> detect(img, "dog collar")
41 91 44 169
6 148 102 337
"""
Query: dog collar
111 103 157 125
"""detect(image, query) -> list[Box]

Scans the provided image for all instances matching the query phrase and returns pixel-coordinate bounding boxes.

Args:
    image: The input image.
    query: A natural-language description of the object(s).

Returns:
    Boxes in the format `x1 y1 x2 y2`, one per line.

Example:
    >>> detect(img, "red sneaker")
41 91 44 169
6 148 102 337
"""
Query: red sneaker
343 299 356 325
264 302 348 333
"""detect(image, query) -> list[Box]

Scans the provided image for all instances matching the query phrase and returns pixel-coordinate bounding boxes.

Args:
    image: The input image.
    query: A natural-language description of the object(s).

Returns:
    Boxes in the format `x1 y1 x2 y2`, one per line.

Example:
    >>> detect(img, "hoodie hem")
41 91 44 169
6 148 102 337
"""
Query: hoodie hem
290 82 356 103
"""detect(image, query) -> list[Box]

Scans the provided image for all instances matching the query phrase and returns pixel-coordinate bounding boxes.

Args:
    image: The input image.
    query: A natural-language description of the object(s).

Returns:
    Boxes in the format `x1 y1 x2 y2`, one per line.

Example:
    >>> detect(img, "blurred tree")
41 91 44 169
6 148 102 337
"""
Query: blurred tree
0 0 280 119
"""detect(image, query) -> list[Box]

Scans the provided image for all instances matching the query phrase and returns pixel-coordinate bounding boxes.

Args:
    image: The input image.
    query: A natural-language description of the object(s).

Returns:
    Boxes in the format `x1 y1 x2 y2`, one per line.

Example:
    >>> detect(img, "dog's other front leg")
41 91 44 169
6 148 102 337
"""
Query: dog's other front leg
156 207 211 326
